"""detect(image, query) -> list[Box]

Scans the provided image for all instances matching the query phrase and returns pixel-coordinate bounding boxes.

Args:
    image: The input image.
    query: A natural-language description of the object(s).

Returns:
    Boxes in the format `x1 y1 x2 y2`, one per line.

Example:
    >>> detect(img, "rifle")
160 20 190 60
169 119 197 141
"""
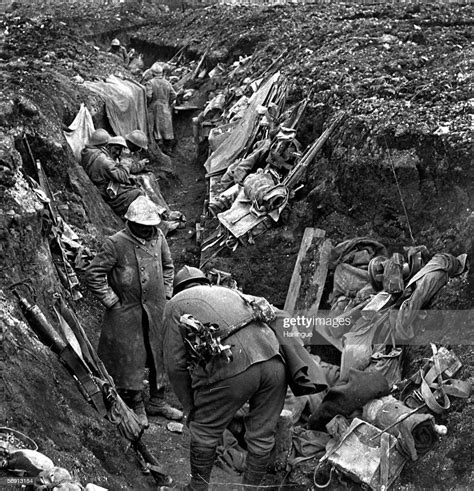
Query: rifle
23 135 82 300
283 111 346 190
10 282 171 486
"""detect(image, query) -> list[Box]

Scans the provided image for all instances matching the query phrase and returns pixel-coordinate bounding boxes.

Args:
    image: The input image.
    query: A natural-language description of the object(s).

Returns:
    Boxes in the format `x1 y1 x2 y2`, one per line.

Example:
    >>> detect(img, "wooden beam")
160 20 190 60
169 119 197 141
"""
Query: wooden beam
284 228 324 314
307 238 332 317
283 227 344 350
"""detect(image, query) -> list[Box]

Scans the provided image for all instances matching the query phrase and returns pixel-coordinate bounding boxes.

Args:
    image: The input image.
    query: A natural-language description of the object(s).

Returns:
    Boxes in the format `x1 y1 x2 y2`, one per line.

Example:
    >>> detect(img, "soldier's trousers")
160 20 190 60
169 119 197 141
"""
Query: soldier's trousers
189 356 287 455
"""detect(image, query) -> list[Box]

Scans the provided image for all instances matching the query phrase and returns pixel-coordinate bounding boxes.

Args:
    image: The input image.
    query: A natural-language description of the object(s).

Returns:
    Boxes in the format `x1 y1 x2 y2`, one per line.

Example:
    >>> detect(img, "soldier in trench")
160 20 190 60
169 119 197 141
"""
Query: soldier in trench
145 64 177 155
85 196 183 426
124 129 151 172
107 38 129 66
81 130 145 217
163 266 288 490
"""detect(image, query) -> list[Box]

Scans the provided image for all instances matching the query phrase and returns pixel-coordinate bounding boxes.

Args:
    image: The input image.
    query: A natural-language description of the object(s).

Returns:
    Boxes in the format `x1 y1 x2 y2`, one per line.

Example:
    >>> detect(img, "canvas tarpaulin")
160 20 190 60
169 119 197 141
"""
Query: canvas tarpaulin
204 72 282 176
63 103 95 162
218 187 284 238
84 75 148 137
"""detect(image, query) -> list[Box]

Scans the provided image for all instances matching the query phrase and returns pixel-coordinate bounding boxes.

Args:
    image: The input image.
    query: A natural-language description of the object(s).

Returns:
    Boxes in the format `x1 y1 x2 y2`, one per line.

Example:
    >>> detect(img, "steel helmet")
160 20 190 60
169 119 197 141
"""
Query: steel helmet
88 128 111 146
368 255 387 291
107 136 128 148
124 196 162 225
111 38 121 47
126 130 148 150
173 266 210 295
151 62 163 75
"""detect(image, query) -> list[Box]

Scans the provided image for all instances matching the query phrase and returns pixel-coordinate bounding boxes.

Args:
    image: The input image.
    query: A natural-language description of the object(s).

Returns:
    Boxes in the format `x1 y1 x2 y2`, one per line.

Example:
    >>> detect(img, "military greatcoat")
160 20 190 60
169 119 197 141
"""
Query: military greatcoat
85 226 174 391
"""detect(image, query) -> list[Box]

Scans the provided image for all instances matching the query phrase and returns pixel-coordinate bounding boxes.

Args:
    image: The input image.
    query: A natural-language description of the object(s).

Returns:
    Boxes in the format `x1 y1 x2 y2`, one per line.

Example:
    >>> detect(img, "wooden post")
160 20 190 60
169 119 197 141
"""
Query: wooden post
283 227 319 314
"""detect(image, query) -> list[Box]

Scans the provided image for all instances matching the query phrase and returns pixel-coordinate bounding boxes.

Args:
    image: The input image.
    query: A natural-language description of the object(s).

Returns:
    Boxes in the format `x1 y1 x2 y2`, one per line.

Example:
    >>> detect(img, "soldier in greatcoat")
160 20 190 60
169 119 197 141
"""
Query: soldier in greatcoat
85 196 182 426
145 64 177 155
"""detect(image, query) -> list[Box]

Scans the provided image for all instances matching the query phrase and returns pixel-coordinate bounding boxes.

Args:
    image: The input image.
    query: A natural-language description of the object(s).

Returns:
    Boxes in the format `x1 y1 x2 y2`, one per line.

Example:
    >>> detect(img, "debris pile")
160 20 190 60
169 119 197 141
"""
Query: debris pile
206 235 470 489
182 53 347 265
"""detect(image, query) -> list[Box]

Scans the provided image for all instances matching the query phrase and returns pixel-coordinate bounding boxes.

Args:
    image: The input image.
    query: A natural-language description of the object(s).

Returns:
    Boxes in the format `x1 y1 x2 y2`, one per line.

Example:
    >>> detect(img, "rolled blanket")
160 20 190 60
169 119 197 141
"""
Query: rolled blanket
363 395 436 460
243 169 288 216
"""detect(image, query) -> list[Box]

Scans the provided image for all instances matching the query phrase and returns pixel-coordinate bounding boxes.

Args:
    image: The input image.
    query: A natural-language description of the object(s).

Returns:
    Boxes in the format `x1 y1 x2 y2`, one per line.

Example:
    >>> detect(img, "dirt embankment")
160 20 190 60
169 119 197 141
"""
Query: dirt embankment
0 1 473 490
131 1 473 301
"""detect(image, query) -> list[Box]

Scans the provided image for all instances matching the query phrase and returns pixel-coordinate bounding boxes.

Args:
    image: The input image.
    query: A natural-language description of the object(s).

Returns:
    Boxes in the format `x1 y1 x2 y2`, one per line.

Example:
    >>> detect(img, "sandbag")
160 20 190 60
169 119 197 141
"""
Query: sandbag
7 449 54 476
34 466 75 490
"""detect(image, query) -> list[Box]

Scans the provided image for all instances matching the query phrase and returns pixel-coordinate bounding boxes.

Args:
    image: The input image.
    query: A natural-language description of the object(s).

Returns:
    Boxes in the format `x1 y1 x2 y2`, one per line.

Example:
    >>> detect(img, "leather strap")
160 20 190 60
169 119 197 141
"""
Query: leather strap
420 368 450 414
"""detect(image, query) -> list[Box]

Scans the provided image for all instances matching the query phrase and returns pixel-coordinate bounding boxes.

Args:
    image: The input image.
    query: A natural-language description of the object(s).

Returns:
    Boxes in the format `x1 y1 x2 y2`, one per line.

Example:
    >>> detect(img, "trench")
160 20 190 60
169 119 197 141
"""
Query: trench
2 10 473 489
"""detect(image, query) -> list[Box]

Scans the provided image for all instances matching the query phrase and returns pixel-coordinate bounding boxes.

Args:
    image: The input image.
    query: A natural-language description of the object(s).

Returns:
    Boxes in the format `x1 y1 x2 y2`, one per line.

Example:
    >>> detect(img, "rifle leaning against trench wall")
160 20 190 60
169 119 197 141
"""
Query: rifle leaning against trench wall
22 135 82 301
9 282 172 487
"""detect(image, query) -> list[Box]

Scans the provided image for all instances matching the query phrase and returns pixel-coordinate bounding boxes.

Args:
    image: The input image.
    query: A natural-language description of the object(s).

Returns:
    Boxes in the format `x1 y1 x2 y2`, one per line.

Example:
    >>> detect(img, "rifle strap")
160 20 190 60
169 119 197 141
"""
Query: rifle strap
216 314 255 340
59 345 107 417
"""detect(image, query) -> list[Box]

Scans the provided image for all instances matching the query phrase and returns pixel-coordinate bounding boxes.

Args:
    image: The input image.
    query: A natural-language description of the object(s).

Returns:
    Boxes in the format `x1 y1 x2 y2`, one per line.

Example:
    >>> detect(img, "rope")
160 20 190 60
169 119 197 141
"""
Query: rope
383 136 416 246
313 462 334 488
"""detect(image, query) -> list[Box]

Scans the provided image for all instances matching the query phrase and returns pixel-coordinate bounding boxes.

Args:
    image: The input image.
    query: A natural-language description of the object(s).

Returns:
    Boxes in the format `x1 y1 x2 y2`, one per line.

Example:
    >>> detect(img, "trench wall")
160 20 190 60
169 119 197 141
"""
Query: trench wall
1 0 472 14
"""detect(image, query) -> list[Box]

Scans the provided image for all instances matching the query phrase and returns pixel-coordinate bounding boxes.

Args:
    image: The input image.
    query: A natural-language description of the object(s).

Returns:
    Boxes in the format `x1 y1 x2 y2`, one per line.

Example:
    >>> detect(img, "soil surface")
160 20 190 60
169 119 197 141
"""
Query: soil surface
1 1 472 490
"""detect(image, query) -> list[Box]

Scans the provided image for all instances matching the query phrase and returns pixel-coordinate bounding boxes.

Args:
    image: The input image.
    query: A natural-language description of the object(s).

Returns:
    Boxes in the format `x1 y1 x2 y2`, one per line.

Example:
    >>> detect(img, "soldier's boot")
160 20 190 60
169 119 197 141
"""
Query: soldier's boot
184 443 217 491
242 451 272 488
146 396 183 421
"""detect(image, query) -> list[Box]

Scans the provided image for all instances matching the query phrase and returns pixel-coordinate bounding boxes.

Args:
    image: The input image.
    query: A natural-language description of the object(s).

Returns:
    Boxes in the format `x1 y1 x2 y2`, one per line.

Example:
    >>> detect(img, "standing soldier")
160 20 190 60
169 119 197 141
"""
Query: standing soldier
163 266 288 490
145 64 177 155
107 38 129 65
85 196 183 427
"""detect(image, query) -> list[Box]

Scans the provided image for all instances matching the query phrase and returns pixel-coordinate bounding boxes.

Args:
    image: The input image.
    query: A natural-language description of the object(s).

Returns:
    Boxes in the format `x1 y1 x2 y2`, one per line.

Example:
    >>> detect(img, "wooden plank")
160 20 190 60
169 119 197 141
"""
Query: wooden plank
305 237 340 349
307 238 332 317
284 228 320 313
283 227 343 350
291 228 327 315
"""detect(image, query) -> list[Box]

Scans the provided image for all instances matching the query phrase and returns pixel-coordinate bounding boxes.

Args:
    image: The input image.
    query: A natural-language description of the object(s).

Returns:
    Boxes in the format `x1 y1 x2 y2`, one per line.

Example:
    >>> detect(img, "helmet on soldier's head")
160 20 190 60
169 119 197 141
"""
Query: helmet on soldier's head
151 62 163 75
124 196 161 226
111 38 121 47
173 266 210 295
126 130 148 150
88 128 111 147
107 136 128 148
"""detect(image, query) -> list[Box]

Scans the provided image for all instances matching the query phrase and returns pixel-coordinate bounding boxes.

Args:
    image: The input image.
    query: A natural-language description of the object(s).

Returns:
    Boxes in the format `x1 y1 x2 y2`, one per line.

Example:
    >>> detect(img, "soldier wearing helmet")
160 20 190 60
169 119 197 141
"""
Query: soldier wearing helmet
122 129 151 174
85 196 182 427
81 128 111 175
163 266 288 490
140 62 170 84
81 132 145 217
107 38 129 65
145 62 177 155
